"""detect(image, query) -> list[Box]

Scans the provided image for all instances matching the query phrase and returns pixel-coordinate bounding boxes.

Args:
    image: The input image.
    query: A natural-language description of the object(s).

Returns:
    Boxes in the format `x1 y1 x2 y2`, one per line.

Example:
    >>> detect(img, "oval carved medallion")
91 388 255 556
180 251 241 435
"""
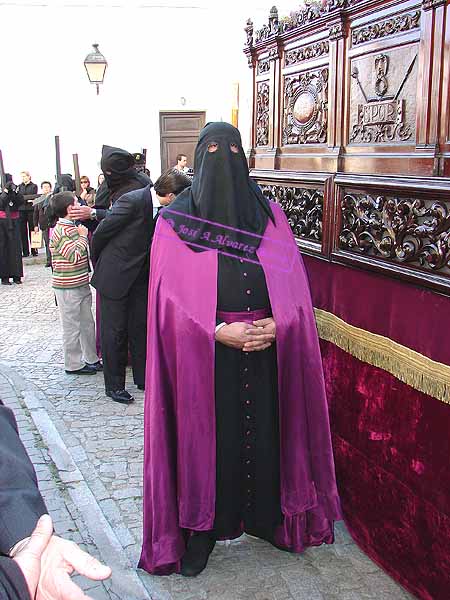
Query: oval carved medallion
293 91 316 125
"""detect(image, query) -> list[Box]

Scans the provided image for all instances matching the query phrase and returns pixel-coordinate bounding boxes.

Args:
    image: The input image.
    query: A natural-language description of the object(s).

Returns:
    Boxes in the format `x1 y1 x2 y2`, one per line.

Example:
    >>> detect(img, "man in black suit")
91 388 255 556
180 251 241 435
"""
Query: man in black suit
90 168 192 405
0 400 111 599
90 184 155 404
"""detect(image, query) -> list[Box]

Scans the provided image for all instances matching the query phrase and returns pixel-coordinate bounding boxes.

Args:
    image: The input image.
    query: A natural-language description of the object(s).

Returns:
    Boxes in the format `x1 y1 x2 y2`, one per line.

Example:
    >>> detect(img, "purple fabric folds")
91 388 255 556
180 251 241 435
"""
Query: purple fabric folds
138 201 341 575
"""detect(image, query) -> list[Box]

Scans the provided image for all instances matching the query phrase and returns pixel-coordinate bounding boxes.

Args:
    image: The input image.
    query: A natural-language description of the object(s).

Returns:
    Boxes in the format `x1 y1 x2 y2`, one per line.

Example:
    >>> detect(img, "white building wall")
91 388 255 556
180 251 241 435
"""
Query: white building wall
1 0 295 187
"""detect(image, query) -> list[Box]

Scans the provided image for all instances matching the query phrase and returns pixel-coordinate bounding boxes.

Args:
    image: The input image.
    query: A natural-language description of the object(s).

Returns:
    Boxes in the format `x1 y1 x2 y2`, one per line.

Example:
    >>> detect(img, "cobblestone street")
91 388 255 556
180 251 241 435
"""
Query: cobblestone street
0 257 414 600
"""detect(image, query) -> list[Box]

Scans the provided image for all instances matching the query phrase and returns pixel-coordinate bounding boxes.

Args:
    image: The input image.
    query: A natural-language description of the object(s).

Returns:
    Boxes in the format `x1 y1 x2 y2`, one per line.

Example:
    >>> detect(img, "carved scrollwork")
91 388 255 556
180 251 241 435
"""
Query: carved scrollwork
339 192 450 273
245 18 254 47
422 0 446 10
255 6 280 43
254 1 349 42
269 47 280 61
257 58 270 75
283 69 329 144
352 11 421 45
256 82 270 146
260 185 323 241
328 22 344 40
285 41 329 67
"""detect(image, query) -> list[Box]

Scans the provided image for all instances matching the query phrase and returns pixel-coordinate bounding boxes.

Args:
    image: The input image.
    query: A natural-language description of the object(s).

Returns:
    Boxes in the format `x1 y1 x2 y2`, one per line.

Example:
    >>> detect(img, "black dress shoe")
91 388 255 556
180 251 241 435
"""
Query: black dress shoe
87 361 103 371
45 263 51 268
180 532 215 577
13 278 22 284
106 390 135 404
65 365 97 375
137 384 145 391
1 279 12 285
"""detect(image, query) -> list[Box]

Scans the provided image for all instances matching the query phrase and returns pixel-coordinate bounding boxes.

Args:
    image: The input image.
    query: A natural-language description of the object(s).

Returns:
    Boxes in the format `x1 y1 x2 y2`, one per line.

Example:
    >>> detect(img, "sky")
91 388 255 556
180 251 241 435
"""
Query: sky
1 0 300 185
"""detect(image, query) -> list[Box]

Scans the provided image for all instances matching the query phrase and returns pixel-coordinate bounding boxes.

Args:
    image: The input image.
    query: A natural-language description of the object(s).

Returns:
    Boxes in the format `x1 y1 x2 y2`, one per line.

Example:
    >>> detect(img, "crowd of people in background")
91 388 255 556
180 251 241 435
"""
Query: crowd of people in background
0 147 193 405
0 170 104 282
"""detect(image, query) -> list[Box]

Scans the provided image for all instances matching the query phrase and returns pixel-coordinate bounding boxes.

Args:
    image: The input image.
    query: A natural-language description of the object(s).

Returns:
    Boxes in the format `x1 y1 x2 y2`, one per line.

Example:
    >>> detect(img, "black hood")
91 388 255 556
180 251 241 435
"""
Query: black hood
163 122 273 254
100 145 137 192
55 174 75 193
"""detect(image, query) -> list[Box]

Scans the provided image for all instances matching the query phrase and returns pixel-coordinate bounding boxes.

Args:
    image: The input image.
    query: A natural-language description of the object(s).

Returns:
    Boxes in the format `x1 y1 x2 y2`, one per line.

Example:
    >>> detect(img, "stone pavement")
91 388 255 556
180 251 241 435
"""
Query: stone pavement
0 257 415 600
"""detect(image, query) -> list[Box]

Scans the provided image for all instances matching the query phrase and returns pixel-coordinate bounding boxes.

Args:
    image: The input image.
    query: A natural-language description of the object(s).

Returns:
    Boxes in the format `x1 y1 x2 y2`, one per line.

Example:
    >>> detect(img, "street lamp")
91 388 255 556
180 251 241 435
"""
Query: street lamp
84 43 108 95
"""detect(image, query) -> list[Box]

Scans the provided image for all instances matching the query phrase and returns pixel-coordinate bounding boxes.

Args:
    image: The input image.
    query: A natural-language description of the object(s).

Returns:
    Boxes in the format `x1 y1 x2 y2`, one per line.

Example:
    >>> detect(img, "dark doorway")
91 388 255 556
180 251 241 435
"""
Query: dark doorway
159 111 206 173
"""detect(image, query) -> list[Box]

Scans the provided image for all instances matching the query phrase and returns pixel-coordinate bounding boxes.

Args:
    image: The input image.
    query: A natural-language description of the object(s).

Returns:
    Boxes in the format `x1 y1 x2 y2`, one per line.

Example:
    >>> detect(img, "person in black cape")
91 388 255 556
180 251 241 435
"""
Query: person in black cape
161 122 280 576
0 174 24 285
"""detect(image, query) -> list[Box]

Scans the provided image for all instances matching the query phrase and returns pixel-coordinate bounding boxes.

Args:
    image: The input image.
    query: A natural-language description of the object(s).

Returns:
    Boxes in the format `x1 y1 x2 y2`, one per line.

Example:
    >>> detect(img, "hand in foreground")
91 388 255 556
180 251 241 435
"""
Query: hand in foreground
215 321 275 351
13 514 111 600
67 205 92 221
77 224 88 237
242 317 276 352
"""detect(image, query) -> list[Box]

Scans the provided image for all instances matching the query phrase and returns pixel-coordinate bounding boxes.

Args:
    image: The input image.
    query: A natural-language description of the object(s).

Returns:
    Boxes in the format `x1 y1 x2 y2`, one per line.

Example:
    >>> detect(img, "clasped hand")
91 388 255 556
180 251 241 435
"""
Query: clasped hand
12 514 111 600
215 317 276 352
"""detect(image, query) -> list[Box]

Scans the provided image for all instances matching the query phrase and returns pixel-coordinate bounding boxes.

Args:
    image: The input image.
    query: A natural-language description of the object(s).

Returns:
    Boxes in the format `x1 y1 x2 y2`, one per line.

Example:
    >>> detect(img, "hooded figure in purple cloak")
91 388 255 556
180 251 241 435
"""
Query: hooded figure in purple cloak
139 122 341 577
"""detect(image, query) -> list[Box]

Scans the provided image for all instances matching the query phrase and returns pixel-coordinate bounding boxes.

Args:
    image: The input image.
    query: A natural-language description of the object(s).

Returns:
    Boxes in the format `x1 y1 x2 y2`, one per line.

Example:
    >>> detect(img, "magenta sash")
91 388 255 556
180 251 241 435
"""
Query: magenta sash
217 308 270 325
0 211 19 219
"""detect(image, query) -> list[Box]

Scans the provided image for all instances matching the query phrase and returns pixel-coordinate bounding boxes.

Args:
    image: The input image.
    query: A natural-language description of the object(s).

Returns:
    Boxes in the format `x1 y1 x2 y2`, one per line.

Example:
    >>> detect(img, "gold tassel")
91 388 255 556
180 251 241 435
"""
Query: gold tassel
314 308 450 406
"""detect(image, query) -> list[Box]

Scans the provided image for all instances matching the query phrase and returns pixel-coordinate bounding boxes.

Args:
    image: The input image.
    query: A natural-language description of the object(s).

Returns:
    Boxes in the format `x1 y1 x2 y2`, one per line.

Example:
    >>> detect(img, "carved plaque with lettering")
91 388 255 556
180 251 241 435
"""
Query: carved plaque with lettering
349 46 417 144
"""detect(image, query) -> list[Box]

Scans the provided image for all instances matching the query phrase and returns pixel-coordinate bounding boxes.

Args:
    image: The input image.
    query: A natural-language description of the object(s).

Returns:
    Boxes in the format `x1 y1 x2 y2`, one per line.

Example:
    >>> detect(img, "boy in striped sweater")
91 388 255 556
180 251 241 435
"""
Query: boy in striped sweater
50 192 101 375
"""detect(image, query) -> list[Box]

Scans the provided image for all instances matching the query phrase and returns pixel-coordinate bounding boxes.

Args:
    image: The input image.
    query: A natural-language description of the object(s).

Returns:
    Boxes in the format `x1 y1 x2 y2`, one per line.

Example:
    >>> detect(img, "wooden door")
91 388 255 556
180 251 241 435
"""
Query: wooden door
159 111 206 172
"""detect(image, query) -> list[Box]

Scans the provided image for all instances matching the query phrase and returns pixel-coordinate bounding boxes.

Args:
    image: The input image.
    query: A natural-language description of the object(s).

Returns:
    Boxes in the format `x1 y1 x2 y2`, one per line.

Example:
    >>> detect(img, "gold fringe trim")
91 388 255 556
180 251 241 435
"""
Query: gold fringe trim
314 308 450 406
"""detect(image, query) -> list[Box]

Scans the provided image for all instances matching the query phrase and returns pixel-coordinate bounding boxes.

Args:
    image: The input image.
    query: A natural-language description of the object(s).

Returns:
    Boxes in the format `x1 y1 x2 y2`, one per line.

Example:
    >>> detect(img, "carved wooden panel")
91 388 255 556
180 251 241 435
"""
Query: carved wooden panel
351 10 421 46
285 41 329 67
257 58 270 75
349 46 418 144
339 191 450 275
245 1 450 293
283 68 329 145
256 82 270 147
260 184 324 242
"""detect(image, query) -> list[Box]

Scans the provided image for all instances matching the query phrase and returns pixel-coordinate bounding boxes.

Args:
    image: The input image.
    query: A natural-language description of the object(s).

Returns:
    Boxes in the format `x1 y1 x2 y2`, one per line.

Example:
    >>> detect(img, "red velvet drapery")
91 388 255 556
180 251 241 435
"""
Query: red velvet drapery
304 256 450 600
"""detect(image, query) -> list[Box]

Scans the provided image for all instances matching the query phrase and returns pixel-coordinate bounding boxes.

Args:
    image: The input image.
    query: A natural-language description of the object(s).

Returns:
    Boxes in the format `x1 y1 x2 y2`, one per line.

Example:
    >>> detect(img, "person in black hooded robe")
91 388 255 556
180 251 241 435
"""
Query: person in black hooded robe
161 122 281 575
66 146 152 362
84 147 152 404
0 175 24 285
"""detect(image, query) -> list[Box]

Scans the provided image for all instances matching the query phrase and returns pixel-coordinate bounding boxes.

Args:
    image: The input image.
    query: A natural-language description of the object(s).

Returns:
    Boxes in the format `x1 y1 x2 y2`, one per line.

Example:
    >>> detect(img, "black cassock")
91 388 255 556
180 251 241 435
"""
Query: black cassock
0 190 24 279
214 253 282 541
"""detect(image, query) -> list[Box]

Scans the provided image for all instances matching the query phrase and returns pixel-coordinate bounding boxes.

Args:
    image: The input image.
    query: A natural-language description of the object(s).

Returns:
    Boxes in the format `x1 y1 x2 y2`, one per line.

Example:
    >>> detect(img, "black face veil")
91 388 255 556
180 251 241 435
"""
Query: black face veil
163 122 274 255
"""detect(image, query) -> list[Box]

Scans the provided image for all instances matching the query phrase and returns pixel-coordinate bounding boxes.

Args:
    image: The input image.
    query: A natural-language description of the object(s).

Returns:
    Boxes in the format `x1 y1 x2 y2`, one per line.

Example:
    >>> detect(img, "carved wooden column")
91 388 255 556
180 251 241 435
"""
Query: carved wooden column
327 18 346 170
244 19 256 168
440 0 450 175
417 0 447 173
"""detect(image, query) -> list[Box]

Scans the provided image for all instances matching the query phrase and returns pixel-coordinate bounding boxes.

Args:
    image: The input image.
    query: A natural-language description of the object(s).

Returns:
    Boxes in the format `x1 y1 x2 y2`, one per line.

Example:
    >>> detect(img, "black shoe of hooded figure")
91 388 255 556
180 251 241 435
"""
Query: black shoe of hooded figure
65 364 97 375
180 532 216 577
13 278 22 284
106 390 135 404
1 279 12 285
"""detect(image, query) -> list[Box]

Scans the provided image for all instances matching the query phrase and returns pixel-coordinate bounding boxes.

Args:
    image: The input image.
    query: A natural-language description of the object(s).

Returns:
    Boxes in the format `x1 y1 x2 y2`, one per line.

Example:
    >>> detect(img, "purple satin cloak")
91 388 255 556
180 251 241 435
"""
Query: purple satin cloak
138 202 341 575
